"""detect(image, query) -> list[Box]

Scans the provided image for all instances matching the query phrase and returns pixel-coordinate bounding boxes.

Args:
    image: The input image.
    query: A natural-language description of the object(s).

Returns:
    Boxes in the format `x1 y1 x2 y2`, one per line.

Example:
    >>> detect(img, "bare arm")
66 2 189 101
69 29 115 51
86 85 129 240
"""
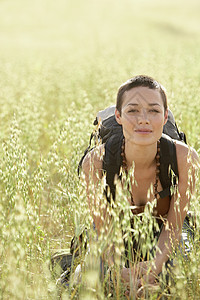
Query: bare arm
147 142 199 279
82 144 116 264
121 142 199 297
82 144 105 235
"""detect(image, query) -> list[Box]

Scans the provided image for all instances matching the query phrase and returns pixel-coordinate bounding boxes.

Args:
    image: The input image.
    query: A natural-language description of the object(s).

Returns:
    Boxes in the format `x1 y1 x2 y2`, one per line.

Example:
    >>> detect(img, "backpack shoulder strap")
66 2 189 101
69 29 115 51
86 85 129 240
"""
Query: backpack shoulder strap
159 134 179 198
103 132 123 202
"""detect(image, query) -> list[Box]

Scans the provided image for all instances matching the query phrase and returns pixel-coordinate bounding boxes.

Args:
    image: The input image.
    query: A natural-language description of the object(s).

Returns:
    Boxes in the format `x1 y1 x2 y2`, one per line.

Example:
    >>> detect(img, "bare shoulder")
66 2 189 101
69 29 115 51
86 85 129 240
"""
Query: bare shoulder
82 144 105 178
175 141 199 191
175 140 199 167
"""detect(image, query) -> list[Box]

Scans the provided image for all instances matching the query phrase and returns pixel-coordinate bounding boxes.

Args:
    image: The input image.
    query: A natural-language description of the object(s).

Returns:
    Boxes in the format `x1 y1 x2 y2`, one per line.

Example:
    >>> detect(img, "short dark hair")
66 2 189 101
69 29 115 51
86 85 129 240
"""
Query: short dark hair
116 75 167 114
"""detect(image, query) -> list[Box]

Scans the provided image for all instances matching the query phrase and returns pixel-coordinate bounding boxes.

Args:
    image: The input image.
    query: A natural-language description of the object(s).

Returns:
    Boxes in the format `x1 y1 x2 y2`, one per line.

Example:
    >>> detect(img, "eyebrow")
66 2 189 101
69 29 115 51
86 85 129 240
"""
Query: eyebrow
148 103 161 107
127 103 161 107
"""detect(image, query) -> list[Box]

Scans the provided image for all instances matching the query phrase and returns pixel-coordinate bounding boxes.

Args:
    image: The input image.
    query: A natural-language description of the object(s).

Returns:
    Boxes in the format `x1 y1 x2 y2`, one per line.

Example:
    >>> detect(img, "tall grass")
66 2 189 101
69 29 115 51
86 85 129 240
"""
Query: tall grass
0 0 200 298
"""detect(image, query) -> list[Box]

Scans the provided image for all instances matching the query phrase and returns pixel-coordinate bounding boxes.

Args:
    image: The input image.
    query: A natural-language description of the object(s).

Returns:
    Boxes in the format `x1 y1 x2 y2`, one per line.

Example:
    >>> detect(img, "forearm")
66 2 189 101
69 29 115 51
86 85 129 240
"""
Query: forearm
92 208 116 267
151 191 189 276
150 225 182 276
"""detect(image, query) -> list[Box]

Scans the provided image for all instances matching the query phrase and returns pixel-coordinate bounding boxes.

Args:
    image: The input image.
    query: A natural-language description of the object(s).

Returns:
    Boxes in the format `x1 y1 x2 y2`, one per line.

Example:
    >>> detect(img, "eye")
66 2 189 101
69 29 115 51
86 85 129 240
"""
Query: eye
149 109 160 113
128 109 139 113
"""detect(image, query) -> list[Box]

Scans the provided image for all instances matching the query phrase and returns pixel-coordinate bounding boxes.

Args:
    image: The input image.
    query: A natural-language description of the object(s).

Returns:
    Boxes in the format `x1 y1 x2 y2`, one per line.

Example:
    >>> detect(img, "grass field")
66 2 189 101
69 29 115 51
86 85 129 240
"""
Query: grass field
0 0 200 299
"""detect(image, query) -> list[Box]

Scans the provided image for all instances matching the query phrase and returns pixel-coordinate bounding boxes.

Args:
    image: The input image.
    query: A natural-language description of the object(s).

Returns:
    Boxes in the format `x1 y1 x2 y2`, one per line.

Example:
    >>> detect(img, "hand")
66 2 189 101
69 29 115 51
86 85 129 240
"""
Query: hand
121 267 138 297
137 271 157 287
121 261 150 281
121 263 148 296
128 271 157 298
137 275 159 298
121 262 158 298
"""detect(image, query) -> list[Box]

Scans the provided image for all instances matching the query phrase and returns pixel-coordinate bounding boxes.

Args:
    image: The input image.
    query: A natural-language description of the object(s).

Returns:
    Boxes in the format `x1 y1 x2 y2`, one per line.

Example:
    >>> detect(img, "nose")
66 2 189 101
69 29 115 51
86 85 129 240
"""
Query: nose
137 110 150 124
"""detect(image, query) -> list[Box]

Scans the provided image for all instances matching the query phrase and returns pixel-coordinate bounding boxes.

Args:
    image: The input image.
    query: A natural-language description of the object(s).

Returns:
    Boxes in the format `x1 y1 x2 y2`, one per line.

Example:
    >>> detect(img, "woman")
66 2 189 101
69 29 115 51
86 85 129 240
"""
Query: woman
82 75 199 297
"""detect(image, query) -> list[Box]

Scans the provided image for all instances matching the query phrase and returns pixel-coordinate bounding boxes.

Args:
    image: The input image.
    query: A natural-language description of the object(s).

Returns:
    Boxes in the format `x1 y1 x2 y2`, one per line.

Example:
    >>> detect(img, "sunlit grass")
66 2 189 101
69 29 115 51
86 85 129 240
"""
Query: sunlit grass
0 0 200 298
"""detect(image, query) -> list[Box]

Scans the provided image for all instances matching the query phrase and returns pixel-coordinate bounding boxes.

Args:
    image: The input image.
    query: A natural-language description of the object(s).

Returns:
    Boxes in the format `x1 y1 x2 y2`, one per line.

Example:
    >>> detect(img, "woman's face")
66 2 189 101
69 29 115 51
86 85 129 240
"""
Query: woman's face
115 86 168 146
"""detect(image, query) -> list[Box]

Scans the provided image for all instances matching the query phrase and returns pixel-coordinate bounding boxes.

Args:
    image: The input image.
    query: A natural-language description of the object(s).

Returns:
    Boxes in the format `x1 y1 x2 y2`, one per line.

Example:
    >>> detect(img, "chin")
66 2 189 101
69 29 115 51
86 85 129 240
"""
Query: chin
126 135 159 146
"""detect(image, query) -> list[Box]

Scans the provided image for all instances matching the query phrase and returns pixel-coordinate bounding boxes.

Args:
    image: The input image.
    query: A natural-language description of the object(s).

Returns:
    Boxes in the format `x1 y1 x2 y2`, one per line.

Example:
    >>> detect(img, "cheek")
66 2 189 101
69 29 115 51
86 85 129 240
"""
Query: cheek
121 114 134 126
152 116 165 127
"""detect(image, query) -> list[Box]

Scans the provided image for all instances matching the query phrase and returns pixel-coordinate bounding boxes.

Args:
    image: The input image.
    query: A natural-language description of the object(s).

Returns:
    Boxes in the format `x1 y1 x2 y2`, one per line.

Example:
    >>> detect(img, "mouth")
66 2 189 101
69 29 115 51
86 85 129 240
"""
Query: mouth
135 129 153 134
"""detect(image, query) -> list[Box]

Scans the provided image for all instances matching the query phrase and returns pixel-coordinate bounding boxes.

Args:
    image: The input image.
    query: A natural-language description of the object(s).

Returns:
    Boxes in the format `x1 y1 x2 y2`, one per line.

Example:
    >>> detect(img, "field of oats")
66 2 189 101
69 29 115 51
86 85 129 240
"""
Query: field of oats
0 0 200 299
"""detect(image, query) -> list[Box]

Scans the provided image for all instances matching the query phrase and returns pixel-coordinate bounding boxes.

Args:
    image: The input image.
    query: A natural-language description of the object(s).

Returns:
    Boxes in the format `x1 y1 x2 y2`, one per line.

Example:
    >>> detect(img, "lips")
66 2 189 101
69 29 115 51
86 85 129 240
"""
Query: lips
135 128 152 133
135 128 152 132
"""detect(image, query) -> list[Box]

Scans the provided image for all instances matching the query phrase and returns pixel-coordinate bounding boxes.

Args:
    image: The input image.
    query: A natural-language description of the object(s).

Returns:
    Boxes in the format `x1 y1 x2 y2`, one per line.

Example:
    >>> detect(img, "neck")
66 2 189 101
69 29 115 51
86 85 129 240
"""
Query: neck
124 139 158 170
